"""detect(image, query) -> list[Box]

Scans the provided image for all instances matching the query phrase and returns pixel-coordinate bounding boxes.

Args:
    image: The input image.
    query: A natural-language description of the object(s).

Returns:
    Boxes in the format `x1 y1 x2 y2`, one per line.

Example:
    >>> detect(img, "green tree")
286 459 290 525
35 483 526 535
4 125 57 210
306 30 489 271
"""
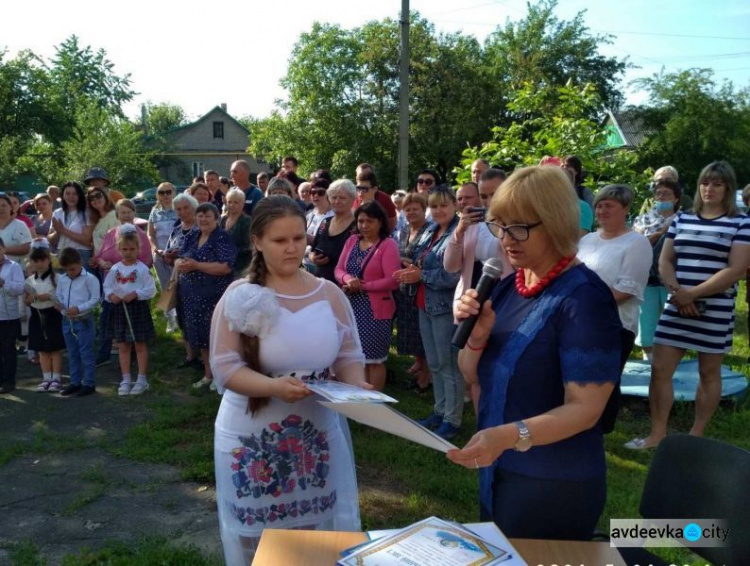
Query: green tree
632 69 750 190
483 0 628 118
249 15 492 189
138 101 188 135
455 81 647 207
53 101 159 194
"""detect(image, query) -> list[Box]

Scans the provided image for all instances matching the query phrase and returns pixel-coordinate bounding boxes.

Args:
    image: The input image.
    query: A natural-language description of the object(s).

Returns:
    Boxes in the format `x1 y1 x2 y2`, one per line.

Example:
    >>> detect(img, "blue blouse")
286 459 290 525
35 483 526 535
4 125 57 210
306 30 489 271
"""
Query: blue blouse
178 228 237 296
477 264 621 484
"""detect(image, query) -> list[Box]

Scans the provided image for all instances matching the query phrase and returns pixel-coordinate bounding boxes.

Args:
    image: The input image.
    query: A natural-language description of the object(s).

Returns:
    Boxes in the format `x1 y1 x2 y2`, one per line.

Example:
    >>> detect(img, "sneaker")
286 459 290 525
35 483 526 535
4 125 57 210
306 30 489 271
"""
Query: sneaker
192 376 212 389
417 412 443 430
118 381 134 396
166 318 178 333
435 421 460 440
16 346 28 356
76 385 96 397
48 381 61 393
36 380 51 392
96 358 111 368
130 382 150 396
60 383 82 396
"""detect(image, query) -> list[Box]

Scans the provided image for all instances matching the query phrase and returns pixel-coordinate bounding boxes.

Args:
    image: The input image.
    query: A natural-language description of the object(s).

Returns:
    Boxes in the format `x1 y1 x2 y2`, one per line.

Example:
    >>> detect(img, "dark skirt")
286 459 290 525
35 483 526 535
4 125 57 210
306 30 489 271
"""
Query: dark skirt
108 300 156 343
394 289 425 357
28 306 66 352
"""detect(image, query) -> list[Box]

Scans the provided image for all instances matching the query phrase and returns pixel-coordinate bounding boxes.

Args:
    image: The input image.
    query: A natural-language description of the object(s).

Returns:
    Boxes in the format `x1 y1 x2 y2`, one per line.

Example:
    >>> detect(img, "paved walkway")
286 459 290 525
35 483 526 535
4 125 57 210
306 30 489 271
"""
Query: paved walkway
0 356 222 565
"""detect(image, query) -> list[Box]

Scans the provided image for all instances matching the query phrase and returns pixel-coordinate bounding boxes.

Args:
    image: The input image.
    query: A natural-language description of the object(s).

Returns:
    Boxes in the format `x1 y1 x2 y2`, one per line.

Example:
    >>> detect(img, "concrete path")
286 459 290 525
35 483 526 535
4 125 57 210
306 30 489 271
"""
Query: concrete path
0 357 222 565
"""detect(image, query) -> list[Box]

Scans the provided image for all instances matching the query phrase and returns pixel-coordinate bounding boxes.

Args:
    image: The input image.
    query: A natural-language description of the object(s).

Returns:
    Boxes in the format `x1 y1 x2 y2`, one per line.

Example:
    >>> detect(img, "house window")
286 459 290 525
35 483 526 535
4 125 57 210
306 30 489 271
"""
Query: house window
192 162 205 178
213 121 224 139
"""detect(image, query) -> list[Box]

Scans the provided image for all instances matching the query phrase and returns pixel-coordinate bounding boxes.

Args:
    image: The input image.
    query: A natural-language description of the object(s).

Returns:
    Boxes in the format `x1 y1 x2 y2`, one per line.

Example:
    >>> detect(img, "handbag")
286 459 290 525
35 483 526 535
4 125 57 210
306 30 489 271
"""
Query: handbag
156 268 179 312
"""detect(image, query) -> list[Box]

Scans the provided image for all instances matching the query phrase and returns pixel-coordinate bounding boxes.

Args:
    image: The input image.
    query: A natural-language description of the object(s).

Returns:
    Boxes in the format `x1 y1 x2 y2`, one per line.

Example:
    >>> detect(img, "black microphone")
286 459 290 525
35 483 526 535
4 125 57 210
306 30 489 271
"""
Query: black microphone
451 257 505 349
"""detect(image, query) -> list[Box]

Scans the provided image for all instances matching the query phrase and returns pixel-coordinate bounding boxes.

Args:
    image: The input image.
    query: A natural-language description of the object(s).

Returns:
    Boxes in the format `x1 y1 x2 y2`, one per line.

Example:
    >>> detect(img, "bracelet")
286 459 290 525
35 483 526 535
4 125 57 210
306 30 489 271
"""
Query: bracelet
466 340 487 351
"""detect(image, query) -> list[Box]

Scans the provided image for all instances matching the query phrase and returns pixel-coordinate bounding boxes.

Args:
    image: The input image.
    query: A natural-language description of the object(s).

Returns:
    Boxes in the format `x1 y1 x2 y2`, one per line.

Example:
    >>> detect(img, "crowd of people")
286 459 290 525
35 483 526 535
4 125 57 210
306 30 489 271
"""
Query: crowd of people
0 155 748 562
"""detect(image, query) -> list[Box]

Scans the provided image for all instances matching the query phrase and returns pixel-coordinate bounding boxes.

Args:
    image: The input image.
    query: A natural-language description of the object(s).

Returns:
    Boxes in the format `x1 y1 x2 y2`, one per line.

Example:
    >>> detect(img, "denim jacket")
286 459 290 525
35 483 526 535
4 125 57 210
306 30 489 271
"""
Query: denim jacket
414 215 460 315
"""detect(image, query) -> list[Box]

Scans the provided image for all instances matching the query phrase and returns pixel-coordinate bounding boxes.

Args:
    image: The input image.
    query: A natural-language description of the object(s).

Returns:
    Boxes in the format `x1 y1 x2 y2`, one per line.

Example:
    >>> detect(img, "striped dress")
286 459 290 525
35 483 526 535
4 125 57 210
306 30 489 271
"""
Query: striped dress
654 212 750 353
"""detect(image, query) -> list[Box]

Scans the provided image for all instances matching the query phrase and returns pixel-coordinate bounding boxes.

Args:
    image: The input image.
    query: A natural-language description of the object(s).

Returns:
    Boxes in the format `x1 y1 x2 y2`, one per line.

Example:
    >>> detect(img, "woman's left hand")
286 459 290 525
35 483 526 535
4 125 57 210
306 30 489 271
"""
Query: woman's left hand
678 303 701 318
446 426 512 469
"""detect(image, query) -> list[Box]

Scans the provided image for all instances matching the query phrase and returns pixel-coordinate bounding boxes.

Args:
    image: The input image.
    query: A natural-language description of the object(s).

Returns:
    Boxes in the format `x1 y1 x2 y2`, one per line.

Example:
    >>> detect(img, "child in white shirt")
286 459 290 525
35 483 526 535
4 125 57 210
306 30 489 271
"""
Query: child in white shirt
55 247 101 396
24 240 65 392
103 225 156 396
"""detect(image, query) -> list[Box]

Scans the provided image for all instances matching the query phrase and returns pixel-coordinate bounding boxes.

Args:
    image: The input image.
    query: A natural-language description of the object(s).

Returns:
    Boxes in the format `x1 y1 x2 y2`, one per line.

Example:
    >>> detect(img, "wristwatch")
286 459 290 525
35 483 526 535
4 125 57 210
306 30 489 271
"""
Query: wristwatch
514 421 532 452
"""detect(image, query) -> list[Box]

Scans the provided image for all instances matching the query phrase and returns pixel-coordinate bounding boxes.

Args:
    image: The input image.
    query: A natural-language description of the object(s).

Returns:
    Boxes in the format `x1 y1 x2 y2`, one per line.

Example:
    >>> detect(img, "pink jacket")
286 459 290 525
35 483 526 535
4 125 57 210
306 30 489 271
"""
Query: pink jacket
95 225 153 277
335 235 400 320
443 223 513 323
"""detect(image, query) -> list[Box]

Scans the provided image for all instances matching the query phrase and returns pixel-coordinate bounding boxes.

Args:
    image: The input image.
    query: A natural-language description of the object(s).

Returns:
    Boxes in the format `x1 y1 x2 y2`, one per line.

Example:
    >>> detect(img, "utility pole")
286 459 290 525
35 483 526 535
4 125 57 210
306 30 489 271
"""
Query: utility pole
398 0 410 191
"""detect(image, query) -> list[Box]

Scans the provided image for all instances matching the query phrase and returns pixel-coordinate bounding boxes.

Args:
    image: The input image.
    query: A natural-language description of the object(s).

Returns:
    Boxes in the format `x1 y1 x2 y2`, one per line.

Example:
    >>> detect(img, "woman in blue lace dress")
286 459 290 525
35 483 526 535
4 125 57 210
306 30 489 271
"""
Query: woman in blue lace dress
448 166 622 541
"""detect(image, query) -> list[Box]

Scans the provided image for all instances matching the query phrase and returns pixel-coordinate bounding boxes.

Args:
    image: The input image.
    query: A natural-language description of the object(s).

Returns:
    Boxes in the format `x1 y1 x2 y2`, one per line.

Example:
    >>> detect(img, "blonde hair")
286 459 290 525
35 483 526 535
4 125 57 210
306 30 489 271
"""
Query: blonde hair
116 227 140 251
427 187 457 208
153 182 176 211
490 166 580 258
403 192 427 210
694 161 739 217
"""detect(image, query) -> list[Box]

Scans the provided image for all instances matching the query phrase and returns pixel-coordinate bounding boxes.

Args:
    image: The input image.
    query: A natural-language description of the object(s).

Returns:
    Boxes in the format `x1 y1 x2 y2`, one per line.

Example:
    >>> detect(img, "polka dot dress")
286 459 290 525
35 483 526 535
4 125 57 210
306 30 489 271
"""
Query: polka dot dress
345 245 392 363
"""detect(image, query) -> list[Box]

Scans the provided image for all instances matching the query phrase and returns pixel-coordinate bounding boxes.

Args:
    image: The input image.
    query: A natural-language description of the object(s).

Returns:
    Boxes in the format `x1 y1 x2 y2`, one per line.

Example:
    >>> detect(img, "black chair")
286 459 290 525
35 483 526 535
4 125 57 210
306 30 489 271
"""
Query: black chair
619 434 750 566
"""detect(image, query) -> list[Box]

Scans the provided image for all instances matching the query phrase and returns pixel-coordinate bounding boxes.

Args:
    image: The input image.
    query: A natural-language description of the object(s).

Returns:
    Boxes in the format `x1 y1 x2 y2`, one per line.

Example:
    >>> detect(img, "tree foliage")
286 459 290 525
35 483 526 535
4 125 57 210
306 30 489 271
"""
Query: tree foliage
455 81 647 207
0 35 146 189
249 1 627 190
632 69 750 190
52 101 159 194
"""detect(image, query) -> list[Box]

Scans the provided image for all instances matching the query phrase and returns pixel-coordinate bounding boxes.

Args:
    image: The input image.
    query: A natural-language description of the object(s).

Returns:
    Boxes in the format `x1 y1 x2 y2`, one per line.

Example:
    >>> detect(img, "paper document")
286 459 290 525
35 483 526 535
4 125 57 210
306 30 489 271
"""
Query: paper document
338 516 511 565
307 381 398 403
367 522 527 566
320 402 457 452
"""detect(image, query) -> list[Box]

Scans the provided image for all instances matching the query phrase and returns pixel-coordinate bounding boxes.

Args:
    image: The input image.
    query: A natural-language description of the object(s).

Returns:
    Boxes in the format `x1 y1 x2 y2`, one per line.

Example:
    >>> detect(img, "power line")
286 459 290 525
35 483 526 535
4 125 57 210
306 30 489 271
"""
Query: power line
593 30 750 41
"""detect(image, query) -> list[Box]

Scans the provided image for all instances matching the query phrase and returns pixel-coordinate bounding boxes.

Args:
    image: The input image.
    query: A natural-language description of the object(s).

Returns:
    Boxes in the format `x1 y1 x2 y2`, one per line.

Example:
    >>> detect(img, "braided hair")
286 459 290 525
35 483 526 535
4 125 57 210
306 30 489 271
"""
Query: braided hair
242 195 307 414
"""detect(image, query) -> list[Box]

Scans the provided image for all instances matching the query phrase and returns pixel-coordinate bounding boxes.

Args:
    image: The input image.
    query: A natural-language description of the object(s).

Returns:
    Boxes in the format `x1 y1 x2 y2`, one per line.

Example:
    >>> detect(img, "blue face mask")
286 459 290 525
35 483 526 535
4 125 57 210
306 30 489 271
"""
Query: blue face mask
655 201 675 212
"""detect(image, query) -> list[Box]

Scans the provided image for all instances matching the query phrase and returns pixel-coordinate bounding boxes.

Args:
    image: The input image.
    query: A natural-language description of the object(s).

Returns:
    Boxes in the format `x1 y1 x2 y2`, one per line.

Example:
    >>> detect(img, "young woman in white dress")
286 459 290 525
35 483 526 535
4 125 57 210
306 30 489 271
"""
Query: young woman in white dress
210 195 370 564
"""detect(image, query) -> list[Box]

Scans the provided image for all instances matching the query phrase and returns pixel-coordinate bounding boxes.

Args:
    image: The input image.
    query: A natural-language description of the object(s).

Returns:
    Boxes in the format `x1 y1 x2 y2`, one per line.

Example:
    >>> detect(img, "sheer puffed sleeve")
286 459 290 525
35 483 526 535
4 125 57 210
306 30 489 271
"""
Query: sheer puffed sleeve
209 280 280 391
321 280 366 380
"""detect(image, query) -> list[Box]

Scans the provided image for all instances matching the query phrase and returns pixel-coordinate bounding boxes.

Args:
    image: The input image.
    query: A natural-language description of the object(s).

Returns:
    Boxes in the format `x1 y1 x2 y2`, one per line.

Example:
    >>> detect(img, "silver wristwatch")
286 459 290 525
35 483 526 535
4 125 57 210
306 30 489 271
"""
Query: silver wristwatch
514 420 532 452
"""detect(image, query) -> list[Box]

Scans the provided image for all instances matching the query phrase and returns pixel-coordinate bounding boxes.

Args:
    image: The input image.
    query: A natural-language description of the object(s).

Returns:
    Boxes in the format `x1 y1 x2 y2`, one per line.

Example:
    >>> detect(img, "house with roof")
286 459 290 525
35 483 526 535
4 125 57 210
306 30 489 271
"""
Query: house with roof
152 104 270 183
602 108 654 150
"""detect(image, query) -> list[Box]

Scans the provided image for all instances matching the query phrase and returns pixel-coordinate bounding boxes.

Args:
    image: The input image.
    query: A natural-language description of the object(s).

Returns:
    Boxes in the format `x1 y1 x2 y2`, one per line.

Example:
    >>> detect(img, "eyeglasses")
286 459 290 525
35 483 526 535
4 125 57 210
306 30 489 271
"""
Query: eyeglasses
417 178 435 186
88 193 104 201
157 190 173 196
310 189 327 197
485 221 542 241
356 185 371 193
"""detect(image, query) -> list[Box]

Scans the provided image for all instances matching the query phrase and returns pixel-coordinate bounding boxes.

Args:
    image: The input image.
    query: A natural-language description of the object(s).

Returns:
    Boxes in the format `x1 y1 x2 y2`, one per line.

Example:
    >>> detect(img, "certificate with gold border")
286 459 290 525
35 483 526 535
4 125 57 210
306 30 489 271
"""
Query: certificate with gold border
338 517 510 565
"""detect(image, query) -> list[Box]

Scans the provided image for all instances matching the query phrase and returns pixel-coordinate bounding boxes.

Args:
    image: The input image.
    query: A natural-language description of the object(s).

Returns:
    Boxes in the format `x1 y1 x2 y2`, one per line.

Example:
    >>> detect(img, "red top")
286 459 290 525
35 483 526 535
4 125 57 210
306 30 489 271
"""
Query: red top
352 190 397 220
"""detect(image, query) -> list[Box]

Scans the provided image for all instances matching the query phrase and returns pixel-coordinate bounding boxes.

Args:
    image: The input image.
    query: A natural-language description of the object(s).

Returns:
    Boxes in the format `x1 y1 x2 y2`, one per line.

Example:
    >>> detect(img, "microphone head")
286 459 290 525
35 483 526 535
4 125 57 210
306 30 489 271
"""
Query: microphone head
482 257 505 280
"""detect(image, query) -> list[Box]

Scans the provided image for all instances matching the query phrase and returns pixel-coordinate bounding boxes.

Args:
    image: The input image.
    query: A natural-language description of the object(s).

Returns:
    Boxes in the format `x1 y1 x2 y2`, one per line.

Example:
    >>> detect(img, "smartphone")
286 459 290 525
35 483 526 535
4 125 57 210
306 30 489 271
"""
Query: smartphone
466 206 487 217
313 248 327 257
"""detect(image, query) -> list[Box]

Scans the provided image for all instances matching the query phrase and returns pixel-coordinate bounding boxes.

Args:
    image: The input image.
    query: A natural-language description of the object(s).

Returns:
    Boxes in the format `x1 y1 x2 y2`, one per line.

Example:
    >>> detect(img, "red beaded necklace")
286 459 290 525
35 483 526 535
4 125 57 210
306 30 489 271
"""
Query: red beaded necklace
515 255 576 298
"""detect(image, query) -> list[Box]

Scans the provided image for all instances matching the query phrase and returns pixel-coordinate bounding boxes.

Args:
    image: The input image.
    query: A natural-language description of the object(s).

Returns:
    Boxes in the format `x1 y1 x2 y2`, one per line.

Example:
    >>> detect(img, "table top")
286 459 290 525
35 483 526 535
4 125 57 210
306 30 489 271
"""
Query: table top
253 528 626 566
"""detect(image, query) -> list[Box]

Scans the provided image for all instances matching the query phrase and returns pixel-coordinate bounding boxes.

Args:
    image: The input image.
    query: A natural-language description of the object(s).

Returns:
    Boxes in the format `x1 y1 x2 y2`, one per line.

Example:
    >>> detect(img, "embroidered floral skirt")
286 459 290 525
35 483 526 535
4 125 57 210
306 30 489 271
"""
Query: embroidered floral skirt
214 389 360 563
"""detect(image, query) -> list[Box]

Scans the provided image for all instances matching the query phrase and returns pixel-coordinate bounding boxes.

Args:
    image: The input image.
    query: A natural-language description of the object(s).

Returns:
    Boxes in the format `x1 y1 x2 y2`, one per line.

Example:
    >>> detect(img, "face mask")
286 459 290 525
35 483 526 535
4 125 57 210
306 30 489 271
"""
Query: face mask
655 201 675 212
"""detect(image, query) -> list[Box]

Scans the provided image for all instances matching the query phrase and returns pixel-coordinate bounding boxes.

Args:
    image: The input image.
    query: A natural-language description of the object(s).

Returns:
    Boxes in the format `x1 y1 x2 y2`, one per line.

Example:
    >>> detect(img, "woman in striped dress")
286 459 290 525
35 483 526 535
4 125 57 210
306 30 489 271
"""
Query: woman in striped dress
626 161 750 449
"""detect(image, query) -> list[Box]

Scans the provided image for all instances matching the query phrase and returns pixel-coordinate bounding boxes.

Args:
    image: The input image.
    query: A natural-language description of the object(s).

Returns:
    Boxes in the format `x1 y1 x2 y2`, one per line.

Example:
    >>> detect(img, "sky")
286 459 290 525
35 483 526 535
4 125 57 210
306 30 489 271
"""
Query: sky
4 0 749 123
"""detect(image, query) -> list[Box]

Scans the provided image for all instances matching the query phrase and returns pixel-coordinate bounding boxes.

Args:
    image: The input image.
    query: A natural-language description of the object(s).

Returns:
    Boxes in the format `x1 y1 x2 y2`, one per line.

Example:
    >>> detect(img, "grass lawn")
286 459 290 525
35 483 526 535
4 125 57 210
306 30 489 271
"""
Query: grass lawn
11 283 747 565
